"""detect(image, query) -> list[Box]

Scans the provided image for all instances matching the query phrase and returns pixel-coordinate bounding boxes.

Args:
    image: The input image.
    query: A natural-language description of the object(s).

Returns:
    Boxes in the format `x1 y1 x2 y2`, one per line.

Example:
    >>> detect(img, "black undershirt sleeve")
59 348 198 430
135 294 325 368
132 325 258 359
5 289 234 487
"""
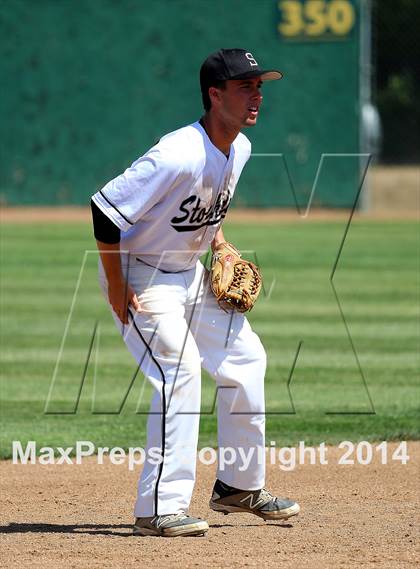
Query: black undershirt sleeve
91 199 121 244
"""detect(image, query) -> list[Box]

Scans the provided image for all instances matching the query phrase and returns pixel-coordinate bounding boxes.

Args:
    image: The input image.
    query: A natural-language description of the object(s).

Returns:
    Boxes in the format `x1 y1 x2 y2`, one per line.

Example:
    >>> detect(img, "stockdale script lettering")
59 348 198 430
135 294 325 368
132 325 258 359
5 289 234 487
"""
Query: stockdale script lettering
170 190 231 232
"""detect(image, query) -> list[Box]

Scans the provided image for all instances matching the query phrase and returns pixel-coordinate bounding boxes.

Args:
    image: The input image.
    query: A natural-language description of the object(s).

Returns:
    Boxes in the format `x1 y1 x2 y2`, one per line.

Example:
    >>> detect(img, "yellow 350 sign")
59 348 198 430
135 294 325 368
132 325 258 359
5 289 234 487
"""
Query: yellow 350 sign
278 0 356 39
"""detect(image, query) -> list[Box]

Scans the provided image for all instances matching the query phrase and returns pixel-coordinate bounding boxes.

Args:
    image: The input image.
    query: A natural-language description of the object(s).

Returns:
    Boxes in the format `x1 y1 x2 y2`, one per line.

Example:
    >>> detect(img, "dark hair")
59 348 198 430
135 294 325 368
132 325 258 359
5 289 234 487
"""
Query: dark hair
201 80 226 111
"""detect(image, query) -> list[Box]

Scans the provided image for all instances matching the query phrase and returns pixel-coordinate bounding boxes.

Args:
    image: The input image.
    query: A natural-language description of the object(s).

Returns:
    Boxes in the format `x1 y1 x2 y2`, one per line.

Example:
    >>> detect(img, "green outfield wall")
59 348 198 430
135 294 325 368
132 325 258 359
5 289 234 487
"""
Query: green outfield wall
0 0 364 207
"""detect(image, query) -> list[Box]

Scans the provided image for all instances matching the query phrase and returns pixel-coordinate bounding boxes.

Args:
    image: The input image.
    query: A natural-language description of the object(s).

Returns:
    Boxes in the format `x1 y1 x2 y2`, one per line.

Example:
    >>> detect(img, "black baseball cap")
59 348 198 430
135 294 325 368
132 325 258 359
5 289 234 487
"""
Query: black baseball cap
200 48 282 94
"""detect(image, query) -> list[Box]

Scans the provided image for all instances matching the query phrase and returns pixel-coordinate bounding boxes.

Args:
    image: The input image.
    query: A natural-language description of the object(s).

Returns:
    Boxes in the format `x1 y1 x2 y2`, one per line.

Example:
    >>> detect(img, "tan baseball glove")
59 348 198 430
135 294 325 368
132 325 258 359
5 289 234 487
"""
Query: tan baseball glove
210 242 262 312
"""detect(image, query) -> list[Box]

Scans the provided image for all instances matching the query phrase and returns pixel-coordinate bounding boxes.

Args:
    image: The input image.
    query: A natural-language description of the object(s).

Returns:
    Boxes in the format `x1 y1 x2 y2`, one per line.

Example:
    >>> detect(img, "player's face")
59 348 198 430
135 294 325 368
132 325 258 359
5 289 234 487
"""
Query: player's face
217 78 264 128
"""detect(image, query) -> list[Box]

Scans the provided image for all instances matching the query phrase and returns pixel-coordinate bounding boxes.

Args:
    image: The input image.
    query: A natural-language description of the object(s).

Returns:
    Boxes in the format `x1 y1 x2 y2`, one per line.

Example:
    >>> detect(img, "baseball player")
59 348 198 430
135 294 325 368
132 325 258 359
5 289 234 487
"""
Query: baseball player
91 48 300 537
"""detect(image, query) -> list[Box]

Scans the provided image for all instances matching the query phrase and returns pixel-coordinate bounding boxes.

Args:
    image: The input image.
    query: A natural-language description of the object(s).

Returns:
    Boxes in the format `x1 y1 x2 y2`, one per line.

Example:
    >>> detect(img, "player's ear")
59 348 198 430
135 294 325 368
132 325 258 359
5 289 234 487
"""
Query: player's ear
209 86 222 107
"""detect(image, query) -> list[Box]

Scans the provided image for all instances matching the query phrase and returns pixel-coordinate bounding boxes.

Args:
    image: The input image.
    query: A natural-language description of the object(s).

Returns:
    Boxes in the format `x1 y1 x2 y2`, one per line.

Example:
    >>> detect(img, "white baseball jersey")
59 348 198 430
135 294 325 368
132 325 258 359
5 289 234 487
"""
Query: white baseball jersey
92 121 251 271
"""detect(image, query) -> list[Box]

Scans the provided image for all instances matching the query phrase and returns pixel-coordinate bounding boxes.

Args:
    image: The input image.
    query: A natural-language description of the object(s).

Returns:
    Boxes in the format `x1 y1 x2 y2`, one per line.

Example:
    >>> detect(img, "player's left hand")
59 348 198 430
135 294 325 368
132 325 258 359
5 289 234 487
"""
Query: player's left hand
210 242 262 312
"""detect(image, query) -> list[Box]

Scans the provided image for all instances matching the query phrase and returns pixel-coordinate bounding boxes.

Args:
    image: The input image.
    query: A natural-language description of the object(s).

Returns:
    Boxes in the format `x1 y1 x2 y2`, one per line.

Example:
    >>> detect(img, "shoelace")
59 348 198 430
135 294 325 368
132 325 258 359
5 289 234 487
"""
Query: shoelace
154 511 188 528
259 488 276 505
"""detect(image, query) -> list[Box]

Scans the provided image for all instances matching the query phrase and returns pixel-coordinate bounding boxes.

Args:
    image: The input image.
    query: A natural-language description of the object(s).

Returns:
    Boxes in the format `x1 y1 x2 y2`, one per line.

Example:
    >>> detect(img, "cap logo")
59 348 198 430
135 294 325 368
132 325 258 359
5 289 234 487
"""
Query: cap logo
245 52 258 67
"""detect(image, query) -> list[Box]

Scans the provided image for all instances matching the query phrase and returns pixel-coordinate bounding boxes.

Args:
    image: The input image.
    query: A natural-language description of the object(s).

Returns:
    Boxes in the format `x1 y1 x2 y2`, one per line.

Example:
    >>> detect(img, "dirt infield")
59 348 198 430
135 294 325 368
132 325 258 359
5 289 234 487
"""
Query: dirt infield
1 206 418 224
1 442 418 569
1 166 418 223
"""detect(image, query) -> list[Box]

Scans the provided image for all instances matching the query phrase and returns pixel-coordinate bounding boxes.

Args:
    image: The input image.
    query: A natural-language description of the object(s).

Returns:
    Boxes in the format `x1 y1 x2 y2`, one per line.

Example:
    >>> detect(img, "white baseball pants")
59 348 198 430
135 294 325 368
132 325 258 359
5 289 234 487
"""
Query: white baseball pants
99 258 266 517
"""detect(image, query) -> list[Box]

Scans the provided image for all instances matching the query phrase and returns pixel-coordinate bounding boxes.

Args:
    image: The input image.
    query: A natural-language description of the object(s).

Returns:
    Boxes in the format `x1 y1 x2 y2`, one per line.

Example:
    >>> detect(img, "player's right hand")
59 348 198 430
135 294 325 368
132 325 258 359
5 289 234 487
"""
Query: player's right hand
108 280 141 324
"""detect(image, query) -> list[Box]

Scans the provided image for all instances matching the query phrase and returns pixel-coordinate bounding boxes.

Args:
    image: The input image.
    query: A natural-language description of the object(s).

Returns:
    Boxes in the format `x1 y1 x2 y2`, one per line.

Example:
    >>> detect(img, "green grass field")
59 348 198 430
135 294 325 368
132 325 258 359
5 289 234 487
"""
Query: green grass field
1 219 418 458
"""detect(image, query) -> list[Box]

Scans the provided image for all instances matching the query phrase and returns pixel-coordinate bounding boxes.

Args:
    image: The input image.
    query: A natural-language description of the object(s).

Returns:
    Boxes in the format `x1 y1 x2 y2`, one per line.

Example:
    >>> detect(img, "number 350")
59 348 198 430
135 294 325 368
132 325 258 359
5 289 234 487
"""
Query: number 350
278 0 356 38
